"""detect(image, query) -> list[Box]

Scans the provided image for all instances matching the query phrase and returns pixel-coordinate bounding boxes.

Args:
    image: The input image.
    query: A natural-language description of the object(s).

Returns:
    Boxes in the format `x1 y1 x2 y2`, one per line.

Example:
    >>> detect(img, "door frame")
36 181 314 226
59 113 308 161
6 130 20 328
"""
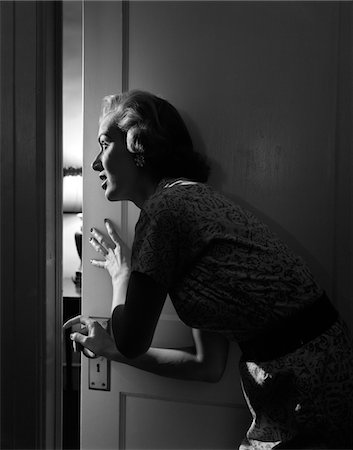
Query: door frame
0 2 62 448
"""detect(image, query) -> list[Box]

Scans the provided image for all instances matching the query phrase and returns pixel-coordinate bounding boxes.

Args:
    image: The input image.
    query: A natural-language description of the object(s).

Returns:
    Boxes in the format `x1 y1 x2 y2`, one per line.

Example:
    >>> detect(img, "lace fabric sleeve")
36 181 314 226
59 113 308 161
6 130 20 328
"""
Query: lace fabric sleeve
131 204 179 289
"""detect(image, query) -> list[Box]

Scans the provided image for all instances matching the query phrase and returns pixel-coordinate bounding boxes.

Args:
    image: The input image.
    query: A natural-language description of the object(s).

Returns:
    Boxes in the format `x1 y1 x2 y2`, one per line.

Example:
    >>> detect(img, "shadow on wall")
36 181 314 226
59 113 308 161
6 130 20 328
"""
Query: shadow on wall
184 111 329 295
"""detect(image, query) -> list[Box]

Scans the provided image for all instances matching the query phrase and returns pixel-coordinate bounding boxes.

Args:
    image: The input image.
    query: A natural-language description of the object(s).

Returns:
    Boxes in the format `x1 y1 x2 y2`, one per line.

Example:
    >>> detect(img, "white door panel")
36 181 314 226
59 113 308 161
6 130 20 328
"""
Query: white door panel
120 393 249 450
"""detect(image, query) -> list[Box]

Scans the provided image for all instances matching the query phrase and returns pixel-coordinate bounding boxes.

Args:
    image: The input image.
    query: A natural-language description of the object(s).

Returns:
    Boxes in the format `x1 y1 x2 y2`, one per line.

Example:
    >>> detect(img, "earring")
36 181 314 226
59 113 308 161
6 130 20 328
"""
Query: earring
134 151 145 168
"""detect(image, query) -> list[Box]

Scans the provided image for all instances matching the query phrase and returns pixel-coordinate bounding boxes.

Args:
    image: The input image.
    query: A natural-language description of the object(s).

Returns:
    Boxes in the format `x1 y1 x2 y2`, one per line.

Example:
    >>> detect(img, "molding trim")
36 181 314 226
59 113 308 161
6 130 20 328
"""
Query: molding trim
119 392 128 450
118 391 247 449
122 0 129 92
121 1 130 241
120 390 247 409
0 3 15 444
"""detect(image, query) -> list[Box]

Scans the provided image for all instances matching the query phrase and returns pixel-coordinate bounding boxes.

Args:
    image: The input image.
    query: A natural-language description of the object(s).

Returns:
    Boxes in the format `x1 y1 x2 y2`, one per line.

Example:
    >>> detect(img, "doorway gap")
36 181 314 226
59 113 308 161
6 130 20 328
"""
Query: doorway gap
62 2 83 449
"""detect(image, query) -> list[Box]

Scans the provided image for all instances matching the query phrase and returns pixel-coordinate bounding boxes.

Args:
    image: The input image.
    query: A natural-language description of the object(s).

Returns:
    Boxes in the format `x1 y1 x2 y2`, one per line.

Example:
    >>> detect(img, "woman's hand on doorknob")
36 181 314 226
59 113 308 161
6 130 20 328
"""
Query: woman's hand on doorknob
63 315 118 359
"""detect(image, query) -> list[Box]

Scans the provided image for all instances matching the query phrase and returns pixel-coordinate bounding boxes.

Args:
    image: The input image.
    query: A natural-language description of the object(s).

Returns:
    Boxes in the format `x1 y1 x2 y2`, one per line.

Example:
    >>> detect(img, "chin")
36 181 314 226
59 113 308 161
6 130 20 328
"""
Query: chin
105 191 118 202
105 188 126 202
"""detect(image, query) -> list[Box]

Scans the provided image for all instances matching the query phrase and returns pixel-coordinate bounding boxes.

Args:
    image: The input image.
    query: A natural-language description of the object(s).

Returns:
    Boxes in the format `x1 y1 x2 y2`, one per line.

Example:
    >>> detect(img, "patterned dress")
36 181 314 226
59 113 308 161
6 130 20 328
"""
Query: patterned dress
131 178 353 449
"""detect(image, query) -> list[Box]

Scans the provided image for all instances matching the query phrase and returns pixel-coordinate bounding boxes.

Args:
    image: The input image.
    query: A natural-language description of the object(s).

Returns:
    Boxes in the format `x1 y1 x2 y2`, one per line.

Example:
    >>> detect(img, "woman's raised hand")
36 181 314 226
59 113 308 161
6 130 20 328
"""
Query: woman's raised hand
89 219 131 282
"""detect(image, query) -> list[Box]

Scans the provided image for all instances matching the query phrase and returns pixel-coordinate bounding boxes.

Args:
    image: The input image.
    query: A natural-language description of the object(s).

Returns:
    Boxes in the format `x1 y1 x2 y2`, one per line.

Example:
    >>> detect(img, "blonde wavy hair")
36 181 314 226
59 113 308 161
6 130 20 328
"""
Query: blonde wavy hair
99 90 210 182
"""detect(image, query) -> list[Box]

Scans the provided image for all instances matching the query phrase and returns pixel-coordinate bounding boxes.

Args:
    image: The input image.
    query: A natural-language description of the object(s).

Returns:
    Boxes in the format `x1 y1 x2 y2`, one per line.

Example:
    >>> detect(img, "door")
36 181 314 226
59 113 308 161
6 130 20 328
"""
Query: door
81 2 249 449
81 2 343 449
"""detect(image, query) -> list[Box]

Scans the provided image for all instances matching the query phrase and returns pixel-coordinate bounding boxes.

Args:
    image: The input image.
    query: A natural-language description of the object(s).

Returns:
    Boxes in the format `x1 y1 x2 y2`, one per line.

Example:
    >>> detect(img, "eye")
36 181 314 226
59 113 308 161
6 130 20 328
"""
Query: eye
98 134 111 151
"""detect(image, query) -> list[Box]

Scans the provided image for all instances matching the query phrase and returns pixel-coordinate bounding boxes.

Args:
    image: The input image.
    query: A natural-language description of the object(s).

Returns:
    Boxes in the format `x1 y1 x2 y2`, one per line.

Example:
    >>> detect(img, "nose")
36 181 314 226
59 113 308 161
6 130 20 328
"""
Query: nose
91 153 103 171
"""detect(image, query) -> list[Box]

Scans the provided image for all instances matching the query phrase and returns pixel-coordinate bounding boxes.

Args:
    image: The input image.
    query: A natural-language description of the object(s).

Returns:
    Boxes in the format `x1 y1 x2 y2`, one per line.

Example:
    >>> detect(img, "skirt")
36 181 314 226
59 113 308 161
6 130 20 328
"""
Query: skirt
239 319 353 450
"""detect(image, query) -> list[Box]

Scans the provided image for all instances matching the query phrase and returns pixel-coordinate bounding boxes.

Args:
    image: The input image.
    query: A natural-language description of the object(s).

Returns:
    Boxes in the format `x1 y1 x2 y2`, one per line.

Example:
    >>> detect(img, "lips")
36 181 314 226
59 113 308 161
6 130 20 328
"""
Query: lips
99 172 108 190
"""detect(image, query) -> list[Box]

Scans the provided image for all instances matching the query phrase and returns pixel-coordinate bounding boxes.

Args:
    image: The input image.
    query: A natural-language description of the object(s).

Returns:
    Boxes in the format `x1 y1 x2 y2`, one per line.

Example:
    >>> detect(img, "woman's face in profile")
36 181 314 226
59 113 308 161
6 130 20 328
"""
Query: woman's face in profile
92 115 137 202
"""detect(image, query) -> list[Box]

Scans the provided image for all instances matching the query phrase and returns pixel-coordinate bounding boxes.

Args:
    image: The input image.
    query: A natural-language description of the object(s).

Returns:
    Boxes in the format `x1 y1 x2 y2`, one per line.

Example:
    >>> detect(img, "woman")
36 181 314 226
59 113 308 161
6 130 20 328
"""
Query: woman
64 90 353 449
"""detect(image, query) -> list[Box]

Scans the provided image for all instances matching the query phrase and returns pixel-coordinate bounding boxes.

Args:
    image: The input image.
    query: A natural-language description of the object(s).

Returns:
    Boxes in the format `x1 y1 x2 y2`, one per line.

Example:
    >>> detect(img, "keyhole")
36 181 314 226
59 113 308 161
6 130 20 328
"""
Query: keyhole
97 363 100 373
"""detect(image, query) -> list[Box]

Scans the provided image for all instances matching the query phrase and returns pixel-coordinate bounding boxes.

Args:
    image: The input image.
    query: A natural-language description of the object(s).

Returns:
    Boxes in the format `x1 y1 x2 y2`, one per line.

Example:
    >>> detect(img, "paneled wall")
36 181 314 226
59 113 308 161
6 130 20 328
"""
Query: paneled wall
127 1 340 297
125 1 352 328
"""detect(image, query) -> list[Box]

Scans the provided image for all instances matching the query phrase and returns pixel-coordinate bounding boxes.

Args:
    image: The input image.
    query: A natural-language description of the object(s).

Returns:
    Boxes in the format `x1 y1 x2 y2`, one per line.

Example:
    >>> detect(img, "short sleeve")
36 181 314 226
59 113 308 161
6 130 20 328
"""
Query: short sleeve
131 204 179 289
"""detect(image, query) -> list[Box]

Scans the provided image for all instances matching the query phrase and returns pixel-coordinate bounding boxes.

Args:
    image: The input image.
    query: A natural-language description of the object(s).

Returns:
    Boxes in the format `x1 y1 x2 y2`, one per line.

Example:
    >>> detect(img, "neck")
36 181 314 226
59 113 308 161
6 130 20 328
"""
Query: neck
129 175 159 209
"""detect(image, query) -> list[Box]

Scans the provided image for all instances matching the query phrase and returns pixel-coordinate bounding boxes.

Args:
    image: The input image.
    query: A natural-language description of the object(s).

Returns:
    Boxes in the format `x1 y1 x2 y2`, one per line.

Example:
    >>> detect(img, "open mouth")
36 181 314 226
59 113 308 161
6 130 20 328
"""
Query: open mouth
99 172 108 190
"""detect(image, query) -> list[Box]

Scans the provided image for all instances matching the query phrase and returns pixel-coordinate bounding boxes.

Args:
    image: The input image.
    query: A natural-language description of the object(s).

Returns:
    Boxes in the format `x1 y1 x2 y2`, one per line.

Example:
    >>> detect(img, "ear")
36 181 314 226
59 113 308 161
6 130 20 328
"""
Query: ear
126 125 148 155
